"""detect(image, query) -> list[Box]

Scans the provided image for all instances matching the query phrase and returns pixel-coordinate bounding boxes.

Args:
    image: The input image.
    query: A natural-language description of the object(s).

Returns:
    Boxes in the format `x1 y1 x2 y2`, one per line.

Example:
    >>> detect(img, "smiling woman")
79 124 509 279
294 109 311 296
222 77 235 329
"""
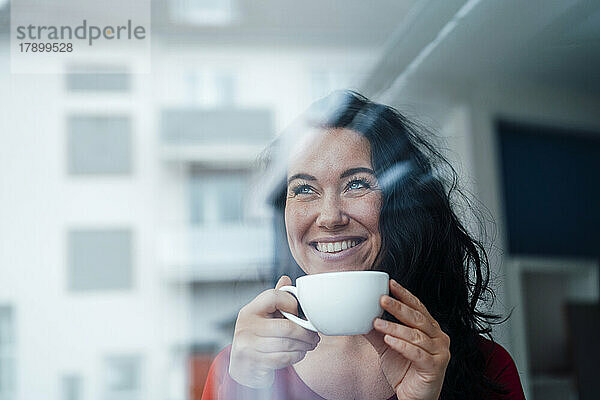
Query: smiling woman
201 91 526 400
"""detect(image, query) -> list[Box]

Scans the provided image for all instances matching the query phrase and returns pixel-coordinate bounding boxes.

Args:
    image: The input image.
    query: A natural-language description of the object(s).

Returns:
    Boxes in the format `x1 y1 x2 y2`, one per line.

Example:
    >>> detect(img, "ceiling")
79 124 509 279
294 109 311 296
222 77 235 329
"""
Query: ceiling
362 0 600 97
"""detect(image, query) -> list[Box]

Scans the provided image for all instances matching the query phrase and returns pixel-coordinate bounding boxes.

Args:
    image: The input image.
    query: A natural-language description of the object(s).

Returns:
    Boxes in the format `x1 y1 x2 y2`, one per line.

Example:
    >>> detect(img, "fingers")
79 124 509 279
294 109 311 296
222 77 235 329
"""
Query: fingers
254 336 318 353
255 318 320 344
245 277 297 316
380 294 438 338
261 351 308 369
382 335 444 371
389 279 435 322
230 336 313 382
374 279 451 371
230 276 316 383
381 280 441 338
374 318 439 355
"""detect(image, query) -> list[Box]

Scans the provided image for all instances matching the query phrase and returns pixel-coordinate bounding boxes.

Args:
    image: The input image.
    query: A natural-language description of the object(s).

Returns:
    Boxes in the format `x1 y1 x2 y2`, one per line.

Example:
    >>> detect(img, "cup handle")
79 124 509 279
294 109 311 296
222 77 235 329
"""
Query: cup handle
278 286 318 332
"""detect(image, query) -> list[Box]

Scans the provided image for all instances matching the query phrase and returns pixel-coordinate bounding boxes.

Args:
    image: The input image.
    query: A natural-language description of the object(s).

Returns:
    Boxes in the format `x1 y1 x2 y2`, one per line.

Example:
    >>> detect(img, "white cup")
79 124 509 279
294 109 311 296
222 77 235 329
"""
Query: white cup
278 271 389 336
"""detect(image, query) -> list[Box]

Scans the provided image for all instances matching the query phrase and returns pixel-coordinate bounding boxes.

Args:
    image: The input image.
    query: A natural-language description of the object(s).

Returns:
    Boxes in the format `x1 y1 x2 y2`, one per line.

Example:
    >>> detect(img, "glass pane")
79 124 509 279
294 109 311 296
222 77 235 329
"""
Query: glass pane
189 177 206 225
189 172 245 225
215 176 243 223
0 308 13 348
0 357 14 396
498 120 600 257
104 355 142 400
68 229 133 291
68 115 132 175
62 375 83 400
66 73 130 92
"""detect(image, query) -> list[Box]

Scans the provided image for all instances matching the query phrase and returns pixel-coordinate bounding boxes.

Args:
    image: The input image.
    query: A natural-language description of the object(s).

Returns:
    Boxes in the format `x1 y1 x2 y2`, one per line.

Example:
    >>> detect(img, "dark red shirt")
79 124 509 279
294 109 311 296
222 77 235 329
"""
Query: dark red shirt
201 337 525 400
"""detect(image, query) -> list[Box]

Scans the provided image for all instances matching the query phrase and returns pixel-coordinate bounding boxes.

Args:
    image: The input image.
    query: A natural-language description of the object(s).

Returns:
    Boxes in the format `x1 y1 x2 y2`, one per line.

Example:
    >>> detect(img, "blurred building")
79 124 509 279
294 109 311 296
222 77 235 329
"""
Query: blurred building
0 1 599 400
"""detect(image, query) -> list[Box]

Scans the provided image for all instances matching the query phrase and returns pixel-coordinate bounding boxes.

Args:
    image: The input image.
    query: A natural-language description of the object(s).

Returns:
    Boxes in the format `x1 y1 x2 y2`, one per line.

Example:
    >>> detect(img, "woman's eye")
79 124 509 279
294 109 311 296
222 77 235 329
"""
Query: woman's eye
347 179 370 191
293 185 314 195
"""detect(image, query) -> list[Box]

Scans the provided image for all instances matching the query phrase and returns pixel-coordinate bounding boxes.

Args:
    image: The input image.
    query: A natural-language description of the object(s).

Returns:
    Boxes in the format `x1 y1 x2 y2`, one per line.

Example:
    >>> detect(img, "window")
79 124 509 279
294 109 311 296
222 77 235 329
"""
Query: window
161 108 272 145
68 229 133 291
498 120 600 257
189 170 246 225
61 375 82 400
67 115 132 175
0 306 14 400
184 70 236 106
104 355 142 400
66 73 130 92
214 72 235 106
170 0 235 26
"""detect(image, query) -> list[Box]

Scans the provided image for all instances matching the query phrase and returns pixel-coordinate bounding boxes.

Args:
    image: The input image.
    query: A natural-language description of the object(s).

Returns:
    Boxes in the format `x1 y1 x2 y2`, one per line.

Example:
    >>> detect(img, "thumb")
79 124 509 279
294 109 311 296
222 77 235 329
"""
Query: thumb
275 275 292 290
272 275 296 317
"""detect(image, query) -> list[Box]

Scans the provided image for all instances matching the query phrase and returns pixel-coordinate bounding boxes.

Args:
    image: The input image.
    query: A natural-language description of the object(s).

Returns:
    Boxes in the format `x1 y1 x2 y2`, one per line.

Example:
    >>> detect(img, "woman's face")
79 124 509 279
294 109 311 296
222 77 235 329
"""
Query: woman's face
285 128 382 274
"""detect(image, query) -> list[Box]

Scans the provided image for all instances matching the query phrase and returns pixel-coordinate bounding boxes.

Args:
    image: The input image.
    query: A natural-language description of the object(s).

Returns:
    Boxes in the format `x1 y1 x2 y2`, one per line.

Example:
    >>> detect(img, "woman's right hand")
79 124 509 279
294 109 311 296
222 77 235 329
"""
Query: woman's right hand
228 275 321 388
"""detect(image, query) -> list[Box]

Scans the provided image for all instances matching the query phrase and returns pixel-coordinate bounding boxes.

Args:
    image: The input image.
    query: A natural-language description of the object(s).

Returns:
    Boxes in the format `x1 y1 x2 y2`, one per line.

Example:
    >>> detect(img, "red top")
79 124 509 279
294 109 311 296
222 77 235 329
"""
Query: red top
201 337 526 400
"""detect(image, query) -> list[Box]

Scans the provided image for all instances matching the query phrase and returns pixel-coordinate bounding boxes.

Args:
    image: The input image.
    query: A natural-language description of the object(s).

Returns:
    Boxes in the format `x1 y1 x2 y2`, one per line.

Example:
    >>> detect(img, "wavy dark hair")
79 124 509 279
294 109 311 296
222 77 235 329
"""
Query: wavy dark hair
267 90 508 399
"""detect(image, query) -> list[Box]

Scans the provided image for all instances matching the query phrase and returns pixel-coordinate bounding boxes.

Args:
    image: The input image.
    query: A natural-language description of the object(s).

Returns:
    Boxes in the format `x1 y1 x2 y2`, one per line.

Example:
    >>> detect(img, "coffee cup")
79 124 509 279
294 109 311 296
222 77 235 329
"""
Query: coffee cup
278 271 389 336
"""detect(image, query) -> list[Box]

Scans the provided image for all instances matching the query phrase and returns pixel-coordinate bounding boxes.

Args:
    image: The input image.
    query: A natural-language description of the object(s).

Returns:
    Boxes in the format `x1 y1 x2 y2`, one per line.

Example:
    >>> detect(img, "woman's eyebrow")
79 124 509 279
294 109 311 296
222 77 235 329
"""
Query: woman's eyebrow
287 173 316 185
340 167 375 178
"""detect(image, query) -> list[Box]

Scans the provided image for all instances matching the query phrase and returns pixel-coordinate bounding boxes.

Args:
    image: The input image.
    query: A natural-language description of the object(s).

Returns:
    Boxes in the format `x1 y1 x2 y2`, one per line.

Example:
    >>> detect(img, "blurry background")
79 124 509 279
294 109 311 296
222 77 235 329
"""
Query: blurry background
0 0 599 400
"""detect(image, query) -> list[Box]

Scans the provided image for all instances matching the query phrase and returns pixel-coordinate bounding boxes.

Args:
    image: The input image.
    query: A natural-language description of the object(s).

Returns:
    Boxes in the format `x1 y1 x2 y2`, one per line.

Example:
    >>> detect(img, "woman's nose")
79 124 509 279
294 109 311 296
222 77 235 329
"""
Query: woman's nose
315 194 349 229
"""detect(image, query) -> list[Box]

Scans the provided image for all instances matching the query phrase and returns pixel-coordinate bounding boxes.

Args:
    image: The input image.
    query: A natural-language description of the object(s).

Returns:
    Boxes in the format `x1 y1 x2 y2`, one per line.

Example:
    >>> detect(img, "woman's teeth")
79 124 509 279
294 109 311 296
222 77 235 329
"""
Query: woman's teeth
315 240 359 253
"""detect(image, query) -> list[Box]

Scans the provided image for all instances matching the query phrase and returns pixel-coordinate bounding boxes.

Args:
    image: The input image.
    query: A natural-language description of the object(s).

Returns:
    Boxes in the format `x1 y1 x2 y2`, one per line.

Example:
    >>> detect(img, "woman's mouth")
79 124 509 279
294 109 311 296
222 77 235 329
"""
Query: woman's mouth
308 238 366 262
313 239 362 253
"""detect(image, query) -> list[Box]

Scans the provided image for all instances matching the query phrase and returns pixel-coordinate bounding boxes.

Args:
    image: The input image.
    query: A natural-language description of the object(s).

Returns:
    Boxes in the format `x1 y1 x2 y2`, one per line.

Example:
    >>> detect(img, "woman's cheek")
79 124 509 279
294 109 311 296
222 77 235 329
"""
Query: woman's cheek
285 202 313 239
346 195 381 227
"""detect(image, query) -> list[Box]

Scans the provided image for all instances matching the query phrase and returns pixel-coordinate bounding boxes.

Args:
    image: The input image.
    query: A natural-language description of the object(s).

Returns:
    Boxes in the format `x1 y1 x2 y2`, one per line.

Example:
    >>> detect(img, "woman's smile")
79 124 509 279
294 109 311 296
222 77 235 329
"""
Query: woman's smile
310 237 366 262
311 237 364 253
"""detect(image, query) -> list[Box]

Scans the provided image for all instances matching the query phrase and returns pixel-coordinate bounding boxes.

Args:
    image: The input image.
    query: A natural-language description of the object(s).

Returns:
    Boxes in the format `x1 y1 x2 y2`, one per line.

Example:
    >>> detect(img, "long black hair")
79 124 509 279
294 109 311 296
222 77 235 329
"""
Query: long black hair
267 90 508 399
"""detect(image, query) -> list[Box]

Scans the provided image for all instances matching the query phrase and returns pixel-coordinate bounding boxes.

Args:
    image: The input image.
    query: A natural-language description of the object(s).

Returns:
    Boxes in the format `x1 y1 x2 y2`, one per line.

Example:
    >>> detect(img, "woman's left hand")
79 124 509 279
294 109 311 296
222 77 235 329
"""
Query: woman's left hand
364 279 451 400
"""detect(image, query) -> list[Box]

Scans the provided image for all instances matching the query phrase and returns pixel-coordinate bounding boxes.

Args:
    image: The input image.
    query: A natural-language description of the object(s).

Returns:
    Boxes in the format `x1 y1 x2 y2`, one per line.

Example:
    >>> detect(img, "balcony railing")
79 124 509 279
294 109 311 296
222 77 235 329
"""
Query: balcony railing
160 107 274 165
161 108 273 145
159 223 274 282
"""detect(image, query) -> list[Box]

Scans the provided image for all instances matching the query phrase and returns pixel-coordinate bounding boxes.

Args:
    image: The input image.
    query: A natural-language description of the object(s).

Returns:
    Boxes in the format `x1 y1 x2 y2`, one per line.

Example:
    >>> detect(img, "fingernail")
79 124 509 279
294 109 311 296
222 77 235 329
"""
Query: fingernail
382 295 392 305
374 318 387 328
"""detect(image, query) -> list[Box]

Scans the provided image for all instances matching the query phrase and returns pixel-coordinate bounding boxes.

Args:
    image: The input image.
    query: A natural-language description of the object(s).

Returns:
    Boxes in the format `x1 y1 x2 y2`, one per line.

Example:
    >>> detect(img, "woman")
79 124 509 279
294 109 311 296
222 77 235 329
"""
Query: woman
202 91 525 400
